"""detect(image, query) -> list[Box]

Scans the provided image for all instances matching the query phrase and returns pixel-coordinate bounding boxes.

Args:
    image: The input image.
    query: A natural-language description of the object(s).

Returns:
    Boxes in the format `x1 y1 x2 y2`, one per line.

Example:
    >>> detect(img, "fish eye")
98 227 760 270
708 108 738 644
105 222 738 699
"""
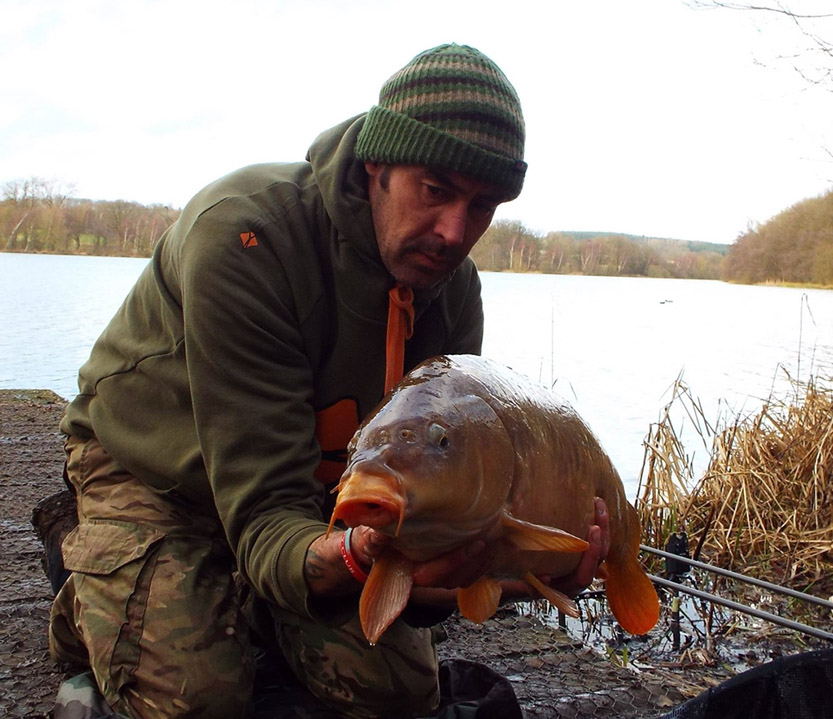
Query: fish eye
428 423 449 448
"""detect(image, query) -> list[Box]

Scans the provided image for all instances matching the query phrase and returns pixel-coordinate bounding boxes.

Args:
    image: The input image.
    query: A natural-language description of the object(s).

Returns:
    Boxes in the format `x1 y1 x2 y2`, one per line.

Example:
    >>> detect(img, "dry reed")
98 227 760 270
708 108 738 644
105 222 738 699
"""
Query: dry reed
637 371 833 596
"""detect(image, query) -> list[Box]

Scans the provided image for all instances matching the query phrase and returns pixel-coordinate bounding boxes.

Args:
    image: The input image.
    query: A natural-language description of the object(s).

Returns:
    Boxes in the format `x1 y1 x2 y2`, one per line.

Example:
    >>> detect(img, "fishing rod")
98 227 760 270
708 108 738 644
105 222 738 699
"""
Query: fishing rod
573 583 833 643
638 544 833 642
648 574 833 642
640 544 833 612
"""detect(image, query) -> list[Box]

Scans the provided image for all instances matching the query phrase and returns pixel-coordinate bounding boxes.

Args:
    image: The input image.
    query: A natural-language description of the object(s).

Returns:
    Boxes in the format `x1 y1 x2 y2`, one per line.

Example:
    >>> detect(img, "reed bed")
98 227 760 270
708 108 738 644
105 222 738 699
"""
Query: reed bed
636 371 833 597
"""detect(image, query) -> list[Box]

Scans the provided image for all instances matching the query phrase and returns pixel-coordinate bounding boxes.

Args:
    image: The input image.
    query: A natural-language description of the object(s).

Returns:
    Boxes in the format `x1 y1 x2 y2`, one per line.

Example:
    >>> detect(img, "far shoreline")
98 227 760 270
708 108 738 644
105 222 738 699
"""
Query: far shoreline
6 249 832 290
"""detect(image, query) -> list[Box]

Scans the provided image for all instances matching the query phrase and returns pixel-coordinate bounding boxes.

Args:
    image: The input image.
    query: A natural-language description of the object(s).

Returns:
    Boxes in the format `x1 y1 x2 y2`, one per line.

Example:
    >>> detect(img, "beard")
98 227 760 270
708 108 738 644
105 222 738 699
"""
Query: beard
385 237 466 290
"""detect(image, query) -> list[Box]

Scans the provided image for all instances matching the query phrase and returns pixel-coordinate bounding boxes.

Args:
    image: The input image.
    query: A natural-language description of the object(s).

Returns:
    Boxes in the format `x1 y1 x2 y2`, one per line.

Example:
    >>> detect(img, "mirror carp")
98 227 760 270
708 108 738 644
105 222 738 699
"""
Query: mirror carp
329 355 660 645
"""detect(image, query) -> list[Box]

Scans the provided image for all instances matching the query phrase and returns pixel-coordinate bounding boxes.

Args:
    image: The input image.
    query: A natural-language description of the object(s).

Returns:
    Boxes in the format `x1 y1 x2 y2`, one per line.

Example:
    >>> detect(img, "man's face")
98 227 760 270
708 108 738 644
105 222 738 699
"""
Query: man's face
365 163 507 291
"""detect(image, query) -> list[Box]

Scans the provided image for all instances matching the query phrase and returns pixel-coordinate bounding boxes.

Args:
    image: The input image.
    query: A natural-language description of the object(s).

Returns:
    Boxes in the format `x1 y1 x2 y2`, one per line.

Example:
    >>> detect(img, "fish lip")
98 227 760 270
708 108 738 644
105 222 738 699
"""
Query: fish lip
329 471 407 537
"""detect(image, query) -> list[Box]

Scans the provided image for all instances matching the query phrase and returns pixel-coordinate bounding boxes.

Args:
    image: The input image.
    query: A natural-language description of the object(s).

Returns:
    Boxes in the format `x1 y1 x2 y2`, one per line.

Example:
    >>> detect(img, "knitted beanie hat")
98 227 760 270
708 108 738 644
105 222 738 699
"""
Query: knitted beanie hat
355 43 526 200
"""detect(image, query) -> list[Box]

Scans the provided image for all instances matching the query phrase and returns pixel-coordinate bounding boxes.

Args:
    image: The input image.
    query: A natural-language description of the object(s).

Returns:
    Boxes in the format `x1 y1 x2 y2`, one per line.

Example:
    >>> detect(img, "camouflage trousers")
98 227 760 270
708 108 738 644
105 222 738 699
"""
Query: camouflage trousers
50 436 440 719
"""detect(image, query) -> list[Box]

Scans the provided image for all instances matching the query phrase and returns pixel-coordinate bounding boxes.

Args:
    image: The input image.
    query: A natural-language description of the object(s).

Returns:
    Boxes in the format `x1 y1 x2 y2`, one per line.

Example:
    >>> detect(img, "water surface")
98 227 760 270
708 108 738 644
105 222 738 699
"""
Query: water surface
3 253 831 496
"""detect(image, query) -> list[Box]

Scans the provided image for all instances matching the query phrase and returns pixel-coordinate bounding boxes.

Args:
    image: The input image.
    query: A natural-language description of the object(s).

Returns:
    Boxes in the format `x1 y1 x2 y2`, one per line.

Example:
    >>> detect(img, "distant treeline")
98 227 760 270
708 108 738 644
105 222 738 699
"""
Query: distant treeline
2 178 178 257
5 176 831 287
724 188 833 286
471 221 728 279
2 178 727 278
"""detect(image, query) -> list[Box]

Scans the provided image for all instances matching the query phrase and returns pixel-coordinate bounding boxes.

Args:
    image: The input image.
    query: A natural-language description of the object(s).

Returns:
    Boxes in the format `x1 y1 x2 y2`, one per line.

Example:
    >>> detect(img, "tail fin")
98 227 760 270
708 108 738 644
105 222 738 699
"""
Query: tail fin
605 504 660 635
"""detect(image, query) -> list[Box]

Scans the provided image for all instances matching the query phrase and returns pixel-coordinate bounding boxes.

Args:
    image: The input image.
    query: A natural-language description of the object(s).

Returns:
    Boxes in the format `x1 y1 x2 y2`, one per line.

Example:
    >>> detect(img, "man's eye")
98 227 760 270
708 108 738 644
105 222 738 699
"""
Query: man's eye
472 201 497 215
424 184 448 200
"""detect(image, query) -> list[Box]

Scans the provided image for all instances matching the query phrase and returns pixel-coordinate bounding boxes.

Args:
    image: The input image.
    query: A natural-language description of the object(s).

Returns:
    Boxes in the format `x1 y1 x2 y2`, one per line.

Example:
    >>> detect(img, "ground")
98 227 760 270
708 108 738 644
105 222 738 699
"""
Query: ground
0 390 71 718
1 389 741 718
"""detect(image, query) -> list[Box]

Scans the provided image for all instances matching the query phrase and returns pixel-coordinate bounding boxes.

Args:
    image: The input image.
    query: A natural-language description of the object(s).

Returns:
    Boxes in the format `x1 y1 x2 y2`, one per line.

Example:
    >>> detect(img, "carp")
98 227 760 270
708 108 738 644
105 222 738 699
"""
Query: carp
328 355 660 645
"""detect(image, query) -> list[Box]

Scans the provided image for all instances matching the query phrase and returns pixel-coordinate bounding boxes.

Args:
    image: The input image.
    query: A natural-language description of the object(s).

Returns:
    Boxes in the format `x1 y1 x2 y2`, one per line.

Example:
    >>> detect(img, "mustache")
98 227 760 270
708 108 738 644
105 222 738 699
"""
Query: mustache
409 237 459 259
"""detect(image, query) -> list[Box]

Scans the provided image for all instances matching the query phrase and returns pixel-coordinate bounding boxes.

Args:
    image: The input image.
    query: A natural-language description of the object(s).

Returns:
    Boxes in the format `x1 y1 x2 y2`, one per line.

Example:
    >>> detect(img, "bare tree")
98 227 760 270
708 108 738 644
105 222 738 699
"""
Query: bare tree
2 179 37 250
688 1 833 89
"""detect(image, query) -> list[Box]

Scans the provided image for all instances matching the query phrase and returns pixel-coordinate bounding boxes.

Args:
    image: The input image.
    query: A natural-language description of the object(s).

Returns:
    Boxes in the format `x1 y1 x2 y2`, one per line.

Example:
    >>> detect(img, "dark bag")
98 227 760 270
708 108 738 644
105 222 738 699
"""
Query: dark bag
426 659 523 719
251 653 522 719
662 648 833 719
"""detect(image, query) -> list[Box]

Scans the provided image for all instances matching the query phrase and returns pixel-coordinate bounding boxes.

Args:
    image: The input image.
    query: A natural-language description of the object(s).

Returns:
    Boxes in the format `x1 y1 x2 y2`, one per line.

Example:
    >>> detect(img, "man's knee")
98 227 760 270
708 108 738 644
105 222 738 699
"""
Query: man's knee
50 522 254 717
52 577 255 719
52 667 253 719
116 666 253 719
273 610 440 718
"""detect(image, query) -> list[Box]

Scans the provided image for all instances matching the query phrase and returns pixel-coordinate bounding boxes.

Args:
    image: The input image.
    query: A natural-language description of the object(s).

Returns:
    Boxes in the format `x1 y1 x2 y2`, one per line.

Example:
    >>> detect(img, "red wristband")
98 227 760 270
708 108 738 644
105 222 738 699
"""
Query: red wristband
340 528 369 584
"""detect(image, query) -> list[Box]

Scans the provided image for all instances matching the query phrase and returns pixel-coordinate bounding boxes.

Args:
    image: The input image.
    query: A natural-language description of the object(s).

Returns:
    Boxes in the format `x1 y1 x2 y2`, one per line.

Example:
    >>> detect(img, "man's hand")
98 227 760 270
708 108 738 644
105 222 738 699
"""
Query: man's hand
545 496 610 596
306 496 610 603
305 525 491 598
304 526 391 597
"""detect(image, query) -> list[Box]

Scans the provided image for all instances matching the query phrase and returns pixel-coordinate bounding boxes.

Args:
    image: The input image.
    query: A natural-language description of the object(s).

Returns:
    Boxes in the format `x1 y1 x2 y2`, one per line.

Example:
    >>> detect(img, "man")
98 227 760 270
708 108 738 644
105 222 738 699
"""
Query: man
49 43 609 718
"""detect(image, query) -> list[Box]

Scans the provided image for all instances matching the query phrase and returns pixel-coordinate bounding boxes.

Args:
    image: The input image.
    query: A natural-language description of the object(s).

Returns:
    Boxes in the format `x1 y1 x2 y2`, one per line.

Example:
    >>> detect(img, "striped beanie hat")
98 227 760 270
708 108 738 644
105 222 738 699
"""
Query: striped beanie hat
355 43 526 199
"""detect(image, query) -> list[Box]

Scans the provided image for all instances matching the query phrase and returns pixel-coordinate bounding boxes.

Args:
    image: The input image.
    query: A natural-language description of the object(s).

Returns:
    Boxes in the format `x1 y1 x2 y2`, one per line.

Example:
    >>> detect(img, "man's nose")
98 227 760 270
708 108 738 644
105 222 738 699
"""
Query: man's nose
435 205 467 247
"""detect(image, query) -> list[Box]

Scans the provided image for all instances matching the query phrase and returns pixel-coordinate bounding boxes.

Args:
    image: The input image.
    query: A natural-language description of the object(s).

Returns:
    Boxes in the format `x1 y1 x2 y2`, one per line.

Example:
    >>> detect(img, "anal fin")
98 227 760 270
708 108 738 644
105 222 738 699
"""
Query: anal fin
523 571 579 618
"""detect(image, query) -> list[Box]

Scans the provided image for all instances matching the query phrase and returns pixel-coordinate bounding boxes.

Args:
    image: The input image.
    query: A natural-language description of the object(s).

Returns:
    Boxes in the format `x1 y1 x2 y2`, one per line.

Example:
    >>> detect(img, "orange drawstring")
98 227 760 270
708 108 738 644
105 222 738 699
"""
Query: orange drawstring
384 284 414 394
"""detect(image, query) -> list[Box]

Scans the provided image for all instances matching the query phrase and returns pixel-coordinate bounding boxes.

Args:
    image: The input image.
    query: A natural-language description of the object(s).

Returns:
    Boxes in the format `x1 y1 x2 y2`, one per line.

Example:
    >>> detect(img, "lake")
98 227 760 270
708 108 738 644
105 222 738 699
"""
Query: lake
3 252 832 498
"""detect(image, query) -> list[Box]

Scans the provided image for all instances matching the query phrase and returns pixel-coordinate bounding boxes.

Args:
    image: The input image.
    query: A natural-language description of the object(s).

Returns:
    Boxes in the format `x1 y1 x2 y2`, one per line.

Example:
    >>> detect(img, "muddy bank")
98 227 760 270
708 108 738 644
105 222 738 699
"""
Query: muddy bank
0 389 730 718
0 390 71 717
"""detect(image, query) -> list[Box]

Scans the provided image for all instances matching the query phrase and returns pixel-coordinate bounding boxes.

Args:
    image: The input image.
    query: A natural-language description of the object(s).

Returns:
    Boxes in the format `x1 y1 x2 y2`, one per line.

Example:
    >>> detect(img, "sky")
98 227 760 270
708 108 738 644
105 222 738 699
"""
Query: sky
2 0 832 245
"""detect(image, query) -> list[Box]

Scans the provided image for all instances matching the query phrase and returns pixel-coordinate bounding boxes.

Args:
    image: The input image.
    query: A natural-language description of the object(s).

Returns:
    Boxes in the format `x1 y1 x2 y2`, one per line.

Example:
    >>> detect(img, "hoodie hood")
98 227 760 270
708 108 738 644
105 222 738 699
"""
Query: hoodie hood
306 114 380 267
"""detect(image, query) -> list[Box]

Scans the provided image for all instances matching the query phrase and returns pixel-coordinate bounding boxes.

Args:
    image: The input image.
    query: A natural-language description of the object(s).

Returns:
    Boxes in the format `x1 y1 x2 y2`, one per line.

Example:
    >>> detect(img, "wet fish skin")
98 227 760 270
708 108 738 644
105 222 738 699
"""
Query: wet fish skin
331 354 660 645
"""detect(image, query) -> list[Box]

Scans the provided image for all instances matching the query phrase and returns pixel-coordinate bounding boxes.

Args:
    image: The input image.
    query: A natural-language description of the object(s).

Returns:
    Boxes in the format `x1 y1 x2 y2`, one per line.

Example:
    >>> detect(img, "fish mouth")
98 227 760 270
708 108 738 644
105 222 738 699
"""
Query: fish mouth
327 472 407 537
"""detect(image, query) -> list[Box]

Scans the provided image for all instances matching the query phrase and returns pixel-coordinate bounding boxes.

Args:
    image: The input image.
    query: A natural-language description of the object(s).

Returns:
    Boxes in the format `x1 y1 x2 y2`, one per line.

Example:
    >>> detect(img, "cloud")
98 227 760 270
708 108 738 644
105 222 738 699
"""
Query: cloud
2 0 831 243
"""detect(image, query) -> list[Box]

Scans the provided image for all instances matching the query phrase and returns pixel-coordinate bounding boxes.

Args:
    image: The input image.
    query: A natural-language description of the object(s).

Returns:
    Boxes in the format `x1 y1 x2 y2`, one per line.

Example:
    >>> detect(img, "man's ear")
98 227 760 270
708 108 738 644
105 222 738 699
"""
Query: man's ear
364 161 382 179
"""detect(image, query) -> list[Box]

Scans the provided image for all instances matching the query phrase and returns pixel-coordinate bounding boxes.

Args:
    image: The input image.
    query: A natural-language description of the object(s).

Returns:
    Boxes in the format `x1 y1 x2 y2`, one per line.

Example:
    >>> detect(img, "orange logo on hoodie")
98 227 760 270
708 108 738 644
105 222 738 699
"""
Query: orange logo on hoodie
240 231 259 248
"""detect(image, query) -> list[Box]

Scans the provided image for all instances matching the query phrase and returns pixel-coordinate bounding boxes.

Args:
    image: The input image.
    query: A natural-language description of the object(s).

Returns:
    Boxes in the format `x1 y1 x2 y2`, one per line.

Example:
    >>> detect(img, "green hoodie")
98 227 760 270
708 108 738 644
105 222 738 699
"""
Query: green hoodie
60 115 484 617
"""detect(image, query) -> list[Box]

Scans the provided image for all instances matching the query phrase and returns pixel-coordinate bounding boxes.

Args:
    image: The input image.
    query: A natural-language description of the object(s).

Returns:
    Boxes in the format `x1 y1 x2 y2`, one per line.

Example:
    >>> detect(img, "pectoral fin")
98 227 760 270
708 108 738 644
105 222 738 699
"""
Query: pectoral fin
502 514 589 552
457 576 503 624
359 549 414 646
522 571 579 618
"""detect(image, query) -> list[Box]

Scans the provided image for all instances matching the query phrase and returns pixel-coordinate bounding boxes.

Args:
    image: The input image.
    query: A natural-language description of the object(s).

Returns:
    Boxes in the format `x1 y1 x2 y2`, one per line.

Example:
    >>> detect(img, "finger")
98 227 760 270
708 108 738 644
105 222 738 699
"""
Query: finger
594 497 611 560
572 525 602 588
411 540 488 589
497 578 537 602
540 525 600 599
350 526 391 566
411 540 482 588
409 587 460 609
